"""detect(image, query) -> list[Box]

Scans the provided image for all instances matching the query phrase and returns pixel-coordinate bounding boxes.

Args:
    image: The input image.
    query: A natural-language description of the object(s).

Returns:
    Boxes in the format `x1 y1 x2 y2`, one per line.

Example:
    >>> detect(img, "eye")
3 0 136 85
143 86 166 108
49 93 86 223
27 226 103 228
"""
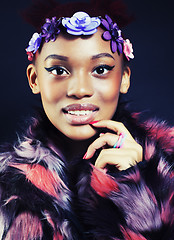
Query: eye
45 66 69 76
93 65 115 76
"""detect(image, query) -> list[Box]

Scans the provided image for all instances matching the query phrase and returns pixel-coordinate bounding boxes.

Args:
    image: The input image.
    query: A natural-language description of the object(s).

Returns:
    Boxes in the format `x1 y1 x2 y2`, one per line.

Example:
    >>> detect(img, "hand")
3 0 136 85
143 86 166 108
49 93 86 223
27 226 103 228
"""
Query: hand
83 120 143 171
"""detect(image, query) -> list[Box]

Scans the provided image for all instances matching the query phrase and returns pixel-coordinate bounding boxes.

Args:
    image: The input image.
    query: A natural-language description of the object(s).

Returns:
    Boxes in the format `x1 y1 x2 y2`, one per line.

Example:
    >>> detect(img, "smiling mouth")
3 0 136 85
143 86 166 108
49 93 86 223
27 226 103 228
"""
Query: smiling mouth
62 104 99 124
66 110 95 116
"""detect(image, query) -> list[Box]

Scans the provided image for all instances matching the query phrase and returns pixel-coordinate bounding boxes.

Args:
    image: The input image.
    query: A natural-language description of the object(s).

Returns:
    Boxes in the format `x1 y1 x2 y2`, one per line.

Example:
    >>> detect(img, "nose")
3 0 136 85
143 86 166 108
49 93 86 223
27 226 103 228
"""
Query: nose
67 72 94 99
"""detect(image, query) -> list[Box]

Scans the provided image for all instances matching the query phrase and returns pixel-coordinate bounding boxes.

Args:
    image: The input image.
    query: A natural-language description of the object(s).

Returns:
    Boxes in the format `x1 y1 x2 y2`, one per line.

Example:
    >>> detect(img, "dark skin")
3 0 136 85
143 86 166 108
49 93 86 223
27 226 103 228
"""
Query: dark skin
27 28 142 170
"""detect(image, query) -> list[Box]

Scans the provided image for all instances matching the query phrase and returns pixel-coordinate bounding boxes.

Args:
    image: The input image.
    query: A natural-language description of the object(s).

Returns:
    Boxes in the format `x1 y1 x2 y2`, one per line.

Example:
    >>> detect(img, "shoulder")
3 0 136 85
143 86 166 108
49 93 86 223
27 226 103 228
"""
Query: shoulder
0 137 80 239
117 105 174 158
142 118 174 156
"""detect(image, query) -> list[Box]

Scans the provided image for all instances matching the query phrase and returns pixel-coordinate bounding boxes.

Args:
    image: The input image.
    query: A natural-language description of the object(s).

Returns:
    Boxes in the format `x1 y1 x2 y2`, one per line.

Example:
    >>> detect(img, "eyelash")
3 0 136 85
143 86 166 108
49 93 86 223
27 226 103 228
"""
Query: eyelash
44 64 115 77
92 65 115 76
45 66 69 76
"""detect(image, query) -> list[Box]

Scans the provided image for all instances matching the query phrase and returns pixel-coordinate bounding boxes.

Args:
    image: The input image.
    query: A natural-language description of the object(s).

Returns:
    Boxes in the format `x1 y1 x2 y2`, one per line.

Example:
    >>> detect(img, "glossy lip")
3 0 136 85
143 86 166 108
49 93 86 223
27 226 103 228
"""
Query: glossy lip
62 103 99 125
62 103 99 112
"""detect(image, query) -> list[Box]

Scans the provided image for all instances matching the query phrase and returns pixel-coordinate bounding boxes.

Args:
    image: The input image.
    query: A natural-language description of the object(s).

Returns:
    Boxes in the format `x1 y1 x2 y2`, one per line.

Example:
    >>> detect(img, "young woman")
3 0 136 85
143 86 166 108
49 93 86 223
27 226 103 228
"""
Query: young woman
0 0 173 239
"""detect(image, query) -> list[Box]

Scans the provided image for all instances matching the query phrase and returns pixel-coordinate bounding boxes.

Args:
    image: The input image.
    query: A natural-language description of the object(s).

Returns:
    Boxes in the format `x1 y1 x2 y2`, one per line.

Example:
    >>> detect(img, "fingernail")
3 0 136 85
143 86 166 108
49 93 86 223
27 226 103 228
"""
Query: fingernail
83 152 88 159
89 120 99 124
99 133 105 137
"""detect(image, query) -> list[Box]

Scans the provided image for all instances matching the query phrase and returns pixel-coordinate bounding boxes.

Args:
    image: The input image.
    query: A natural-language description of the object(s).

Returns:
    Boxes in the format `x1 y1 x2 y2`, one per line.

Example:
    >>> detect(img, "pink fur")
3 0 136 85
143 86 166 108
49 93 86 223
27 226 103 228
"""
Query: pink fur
91 166 119 197
5 212 43 240
4 195 19 205
121 226 147 240
144 142 156 161
144 120 174 153
160 192 174 225
119 168 141 183
10 163 67 199
157 158 172 177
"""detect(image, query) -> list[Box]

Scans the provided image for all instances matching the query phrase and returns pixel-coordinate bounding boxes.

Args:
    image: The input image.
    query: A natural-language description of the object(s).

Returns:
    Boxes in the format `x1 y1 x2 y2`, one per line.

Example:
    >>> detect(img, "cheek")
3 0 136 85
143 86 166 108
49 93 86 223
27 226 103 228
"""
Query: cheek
97 74 122 104
101 82 120 102
39 79 66 104
95 73 122 120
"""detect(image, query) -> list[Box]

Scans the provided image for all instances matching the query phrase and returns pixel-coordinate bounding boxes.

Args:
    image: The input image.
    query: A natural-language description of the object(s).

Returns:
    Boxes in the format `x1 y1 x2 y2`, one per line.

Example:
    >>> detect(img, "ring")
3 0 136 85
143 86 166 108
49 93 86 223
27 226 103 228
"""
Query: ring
113 132 126 149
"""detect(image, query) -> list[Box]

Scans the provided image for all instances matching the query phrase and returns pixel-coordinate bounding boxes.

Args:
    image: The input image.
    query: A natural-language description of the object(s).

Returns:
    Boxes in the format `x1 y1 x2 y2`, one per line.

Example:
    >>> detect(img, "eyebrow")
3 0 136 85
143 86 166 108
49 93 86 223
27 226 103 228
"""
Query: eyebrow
44 53 115 62
44 54 69 62
91 53 115 60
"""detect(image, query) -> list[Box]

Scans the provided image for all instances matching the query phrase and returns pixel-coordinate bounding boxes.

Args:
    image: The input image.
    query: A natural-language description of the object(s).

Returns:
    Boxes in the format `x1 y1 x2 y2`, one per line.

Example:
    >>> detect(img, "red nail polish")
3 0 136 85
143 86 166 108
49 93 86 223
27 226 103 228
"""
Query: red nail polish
89 120 99 124
83 152 87 159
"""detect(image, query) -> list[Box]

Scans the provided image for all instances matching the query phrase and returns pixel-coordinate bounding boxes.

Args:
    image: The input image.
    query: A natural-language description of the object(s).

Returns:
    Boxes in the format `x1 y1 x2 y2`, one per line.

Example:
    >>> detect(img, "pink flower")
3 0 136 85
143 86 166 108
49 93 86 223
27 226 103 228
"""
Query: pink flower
26 51 34 61
123 39 134 61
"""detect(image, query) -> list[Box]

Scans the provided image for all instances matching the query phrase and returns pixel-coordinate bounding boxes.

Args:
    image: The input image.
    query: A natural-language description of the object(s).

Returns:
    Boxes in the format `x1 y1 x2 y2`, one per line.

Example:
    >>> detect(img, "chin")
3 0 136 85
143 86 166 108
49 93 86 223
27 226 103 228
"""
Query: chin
64 125 97 141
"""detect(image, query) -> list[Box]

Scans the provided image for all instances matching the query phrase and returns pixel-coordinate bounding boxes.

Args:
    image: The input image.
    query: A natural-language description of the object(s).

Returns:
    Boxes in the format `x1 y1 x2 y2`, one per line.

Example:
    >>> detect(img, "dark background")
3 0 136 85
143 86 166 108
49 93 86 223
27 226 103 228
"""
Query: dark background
0 0 173 144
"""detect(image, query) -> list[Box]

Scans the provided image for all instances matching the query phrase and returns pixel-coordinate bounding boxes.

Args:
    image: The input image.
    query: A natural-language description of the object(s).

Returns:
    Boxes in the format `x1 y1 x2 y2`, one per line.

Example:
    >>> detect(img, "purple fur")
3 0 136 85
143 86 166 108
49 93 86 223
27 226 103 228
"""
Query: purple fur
110 174 162 232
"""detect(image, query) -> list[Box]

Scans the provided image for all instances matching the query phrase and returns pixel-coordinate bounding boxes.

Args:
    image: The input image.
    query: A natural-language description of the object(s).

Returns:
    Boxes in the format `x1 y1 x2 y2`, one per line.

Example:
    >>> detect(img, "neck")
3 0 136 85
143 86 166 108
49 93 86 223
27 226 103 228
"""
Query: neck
35 111 99 162
61 135 97 162
46 125 97 162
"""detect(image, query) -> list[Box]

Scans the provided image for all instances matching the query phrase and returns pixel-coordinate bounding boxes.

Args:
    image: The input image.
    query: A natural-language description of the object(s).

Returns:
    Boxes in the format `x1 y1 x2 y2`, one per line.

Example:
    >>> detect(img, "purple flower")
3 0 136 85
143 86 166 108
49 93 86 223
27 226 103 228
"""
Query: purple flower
26 33 42 54
62 11 101 35
101 15 124 54
41 17 61 42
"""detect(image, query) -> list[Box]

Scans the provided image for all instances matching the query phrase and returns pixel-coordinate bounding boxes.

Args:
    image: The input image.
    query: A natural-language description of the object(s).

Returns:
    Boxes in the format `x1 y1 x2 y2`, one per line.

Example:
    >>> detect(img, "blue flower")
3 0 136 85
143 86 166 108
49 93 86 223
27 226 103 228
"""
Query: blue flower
26 32 42 57
62 12 101 35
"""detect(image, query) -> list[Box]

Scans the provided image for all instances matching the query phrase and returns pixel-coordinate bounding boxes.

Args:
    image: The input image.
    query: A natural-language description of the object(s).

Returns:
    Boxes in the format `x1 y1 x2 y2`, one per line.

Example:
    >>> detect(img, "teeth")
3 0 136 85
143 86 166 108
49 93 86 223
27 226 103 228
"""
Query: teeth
68 110 93 116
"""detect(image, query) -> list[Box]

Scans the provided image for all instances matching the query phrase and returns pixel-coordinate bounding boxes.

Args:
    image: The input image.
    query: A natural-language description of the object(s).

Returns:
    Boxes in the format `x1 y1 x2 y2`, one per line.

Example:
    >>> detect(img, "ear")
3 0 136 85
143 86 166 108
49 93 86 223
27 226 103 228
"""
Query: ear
120 66 131 94
26 64 40 94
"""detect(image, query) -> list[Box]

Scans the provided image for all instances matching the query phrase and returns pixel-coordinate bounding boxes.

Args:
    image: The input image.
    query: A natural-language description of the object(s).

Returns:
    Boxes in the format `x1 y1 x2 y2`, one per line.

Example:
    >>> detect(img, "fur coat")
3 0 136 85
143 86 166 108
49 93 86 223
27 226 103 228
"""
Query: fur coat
0 106 173 240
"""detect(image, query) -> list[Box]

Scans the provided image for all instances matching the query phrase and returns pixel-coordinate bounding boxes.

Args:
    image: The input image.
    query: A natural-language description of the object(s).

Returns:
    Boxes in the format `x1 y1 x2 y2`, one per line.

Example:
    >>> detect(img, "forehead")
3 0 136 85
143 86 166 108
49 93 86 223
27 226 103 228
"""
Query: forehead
37 27 121 62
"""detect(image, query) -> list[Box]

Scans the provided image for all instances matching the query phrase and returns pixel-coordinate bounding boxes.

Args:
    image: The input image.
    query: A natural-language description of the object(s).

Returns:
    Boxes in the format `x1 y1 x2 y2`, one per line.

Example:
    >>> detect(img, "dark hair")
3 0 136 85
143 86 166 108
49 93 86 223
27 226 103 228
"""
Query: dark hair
22 0 133 31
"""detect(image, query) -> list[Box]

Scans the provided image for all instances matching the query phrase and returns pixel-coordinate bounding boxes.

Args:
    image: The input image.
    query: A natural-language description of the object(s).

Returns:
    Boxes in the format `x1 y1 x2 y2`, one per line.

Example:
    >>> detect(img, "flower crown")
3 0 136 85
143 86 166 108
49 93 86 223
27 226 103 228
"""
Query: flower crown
26 11 134 61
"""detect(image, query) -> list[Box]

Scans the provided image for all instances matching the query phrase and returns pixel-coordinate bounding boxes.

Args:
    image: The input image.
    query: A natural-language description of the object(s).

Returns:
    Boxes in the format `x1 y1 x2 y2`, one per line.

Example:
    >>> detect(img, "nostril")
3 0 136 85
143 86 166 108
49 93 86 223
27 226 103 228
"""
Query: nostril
66 75 94 98
67 93 92 99
67 86 93 99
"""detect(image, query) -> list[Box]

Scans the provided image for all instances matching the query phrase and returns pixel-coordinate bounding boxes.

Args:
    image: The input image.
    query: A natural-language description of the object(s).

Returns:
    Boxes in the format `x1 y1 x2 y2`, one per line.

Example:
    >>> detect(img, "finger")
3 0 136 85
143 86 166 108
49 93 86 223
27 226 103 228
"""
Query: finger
90 120 134 141
83 131 141 159
95 148 142 170
83 133 120 159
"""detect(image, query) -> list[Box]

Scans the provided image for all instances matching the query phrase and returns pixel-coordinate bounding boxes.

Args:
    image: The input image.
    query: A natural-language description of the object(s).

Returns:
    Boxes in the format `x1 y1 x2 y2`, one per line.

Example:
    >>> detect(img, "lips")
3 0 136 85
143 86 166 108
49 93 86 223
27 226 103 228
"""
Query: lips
62 103 99 124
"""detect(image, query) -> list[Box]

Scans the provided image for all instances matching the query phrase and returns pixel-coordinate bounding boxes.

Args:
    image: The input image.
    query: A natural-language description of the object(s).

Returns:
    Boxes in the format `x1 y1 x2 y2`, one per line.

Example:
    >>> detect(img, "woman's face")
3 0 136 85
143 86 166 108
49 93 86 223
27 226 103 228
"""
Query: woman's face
27 28 130 140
